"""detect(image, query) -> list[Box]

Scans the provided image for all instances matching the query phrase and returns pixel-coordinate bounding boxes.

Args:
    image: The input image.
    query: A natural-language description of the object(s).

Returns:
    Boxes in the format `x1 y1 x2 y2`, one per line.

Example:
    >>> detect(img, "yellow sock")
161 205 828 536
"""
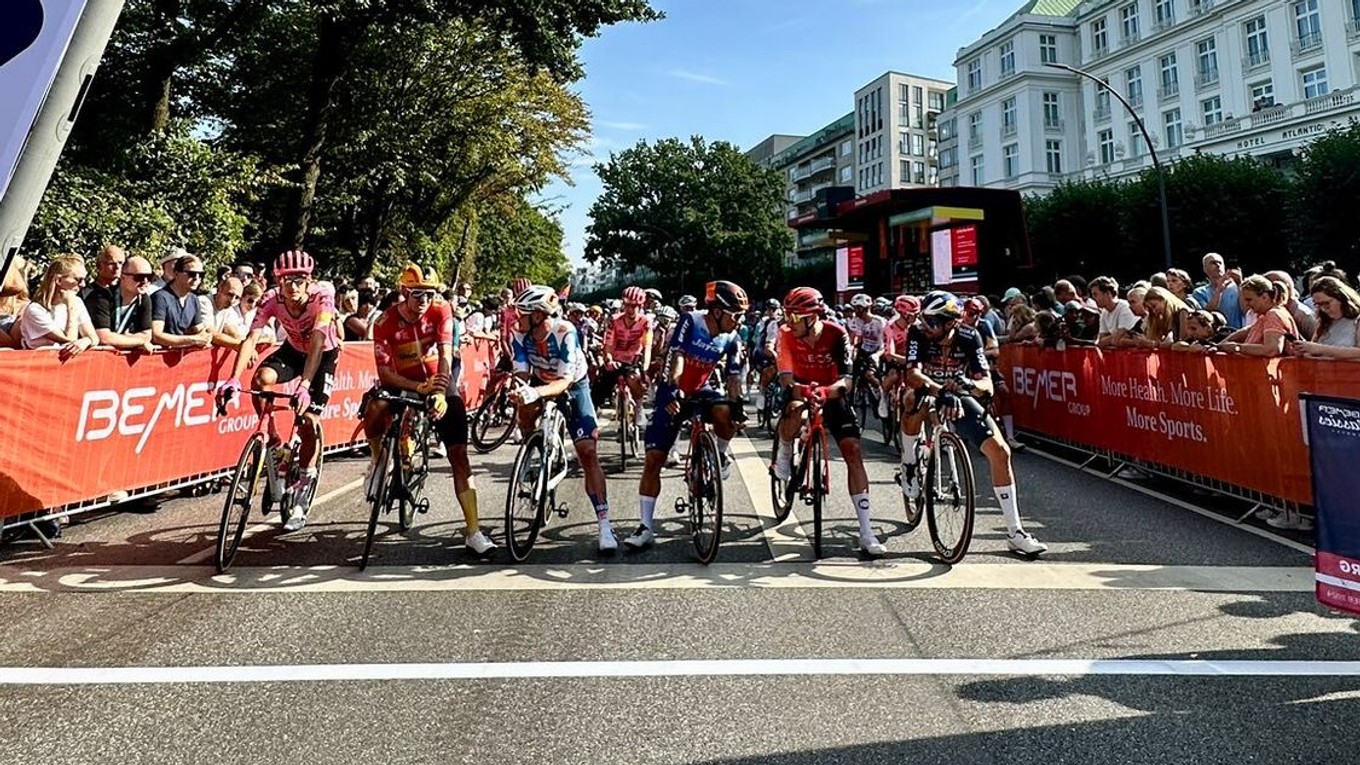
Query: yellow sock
457 488 480 532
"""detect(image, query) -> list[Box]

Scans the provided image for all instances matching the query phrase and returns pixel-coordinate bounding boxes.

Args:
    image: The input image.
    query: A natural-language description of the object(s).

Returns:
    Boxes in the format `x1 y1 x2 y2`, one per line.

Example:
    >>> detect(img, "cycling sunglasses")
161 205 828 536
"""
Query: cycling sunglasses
786 313 819 327
408 289 438 301
922 313 958 330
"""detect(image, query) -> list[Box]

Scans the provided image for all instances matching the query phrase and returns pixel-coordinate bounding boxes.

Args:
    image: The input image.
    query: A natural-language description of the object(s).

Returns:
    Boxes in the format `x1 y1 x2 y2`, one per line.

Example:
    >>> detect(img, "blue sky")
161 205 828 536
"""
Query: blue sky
542 0 1019 267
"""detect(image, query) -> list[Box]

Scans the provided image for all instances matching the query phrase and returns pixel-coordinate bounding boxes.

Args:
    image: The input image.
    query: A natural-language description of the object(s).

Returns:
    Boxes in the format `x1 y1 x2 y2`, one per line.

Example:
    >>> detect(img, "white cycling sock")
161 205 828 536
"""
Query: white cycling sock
639 495 657 530
852 492 874 539
994 483 1022 534
715 437 730 458
900 433 922 466
1002 415 1016 440
777 439 794 464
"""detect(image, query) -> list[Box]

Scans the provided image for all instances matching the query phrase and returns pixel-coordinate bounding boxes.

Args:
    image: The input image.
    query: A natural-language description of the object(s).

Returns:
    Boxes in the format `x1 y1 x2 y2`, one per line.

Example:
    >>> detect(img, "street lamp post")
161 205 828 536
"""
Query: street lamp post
1045 62 1173 271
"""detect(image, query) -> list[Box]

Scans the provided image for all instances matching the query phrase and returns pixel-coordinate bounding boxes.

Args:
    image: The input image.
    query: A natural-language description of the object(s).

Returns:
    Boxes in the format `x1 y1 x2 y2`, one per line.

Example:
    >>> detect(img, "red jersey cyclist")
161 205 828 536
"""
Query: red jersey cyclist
598 286 654 427
363 264 495 555
772 287 887 557
222 250 338 531
878 294 920 419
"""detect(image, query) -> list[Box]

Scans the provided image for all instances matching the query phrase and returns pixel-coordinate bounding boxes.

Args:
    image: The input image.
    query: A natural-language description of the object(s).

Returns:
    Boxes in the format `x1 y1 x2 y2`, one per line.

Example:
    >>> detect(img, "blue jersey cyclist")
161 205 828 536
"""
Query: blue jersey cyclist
898 291 1047 557
508 285 619 553
623 280 750 550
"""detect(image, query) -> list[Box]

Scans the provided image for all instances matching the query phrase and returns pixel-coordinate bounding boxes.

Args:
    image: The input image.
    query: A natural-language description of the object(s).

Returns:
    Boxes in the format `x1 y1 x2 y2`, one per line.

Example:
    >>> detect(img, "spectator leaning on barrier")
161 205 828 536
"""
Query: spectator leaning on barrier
1292 276 1360 360
20 255 101 355
344 289 377 341
1191 252 1246 330
1264 269 1317 341
1 255 31 349
1090 277 1137 348
82 244 124 301
1061 299 1100 344
1054 279 1079 305
1004 304 1038 344
1140 286 1192 347
1219 275 1298 357
211 276 249 347
85 254 155 352
151 255 213 349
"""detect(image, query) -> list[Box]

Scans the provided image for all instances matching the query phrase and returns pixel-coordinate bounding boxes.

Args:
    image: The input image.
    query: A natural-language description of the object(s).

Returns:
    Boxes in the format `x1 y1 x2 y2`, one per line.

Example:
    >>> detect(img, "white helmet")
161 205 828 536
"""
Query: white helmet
850 293 873 309
678 294 698 310
514 285 560 315
655 305 679 323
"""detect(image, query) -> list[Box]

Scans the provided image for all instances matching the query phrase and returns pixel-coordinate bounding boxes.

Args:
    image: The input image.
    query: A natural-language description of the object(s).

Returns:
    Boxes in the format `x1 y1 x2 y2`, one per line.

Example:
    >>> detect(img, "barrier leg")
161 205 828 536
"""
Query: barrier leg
1236 502 1264 523
25 521 55 550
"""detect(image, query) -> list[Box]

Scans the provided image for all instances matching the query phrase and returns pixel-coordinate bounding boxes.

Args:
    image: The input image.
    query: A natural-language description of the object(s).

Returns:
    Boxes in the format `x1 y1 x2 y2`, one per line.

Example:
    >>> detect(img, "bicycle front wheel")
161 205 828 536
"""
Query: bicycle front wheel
360 434 396 570
770 438 795 523
399 414 431 532
689 431 724 565
471 382 515 453
810 434 824 559
926 430 976 564
615 389 630 473
505 433 548 562
217 434 266 573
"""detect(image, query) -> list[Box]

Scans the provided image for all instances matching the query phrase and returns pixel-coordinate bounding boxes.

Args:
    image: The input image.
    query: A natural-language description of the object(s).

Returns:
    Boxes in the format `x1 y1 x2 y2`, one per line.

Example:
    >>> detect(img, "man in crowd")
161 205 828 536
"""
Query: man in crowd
1091 276 1138 348
85 254 156 352
1191 252 1245 329
1264 269 1317 340
1061 299 1101 344
1054 279 1081 305
82 245 124 300
210 276 250 347
154 248 188 289
151 254 213 349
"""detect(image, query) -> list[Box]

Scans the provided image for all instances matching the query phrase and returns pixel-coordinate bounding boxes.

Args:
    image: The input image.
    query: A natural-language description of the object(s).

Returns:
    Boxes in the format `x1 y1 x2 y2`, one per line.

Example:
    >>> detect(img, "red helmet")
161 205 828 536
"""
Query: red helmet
783 287 824 316
274 250 314 277
622 285 647 307
964 297 988 316
511 277 532 296
894 295 921 316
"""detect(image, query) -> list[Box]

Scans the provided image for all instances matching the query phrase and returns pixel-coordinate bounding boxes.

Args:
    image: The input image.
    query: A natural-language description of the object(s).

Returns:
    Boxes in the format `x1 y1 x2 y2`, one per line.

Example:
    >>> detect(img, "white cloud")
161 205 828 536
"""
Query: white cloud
598 120 649 131
669 69 728 86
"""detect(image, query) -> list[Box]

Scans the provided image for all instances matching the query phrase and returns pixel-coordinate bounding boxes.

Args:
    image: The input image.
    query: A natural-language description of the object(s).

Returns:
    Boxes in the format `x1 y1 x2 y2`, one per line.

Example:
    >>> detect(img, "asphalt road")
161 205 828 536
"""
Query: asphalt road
1 400 1354 765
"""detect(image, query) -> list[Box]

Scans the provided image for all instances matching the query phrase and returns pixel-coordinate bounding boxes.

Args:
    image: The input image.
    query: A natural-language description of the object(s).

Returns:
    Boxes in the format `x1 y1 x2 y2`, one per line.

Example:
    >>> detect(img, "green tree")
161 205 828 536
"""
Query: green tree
472 198 571 295
1023 179 1129 283
1289 120 1360 275
585 136 792 296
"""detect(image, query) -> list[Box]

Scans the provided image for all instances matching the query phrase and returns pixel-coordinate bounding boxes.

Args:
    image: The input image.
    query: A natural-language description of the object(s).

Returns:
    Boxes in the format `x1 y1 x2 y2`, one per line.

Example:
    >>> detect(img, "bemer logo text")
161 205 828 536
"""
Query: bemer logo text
77 383 217 454
1012 367 1090 416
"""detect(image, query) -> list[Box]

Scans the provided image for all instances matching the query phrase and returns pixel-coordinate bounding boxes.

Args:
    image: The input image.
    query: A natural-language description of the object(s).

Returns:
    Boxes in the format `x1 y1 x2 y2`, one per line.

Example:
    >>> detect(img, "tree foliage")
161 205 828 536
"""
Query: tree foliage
473 199 571 296
1289 119 1360 275
585 136 792 296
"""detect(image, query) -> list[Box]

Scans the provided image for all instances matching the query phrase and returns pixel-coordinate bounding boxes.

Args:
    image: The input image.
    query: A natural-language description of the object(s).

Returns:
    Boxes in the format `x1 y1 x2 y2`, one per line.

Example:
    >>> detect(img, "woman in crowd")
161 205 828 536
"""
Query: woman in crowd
1291 276 1360 360
1004 304 1039 344
1218 275 1298 358
19 255 101 355
0 255 30 349
1138 286 1192 346
1164 268 1199 310
1172 311 1231 352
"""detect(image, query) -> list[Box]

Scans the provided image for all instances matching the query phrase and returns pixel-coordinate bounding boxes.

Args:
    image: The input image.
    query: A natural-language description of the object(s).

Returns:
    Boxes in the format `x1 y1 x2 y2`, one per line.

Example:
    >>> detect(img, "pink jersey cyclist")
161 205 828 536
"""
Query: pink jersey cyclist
603 313 654 365
883 319 910 359
252 281 340 352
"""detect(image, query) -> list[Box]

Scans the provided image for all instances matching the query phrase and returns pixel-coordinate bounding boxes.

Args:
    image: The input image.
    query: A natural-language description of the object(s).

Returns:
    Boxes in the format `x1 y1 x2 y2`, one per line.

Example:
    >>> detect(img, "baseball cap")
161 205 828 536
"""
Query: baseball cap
1002 287 1024 303
161 247 189 265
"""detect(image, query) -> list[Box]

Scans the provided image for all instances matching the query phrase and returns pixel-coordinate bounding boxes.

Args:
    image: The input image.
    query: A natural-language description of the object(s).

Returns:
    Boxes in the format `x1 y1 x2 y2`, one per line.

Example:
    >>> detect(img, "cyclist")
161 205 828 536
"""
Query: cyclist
509 285 618 552
677 294 698 313
962 296 1020 450
624 280 749 550
772 287 887 557
643 288 663 314
752 299 783 413
363 264 495 555
846 292 887 413
878 294 920 419
599 286 654 428
898 291 1046 556
221 250 337 531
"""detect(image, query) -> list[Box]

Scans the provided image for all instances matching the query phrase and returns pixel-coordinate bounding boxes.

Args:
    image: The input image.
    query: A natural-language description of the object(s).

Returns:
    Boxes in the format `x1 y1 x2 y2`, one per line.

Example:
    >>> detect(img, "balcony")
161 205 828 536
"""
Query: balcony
1093 104 1112 123
1119 32 1141 48
1253 103 1289 126
1304 88 1357 115
1044 116 1066 132
1194 67 1220 90
790 156 836 182
1128 91 1144 108
1204 119 1242 138
999 67 1018 81
1157 83 1180 102
1242 49 1270 71
1291 32 1324 60
1091 43 1110 60
1192 87 1359 146
1189 0 1215 18
1001 122 1018 139
1151 16 1176 35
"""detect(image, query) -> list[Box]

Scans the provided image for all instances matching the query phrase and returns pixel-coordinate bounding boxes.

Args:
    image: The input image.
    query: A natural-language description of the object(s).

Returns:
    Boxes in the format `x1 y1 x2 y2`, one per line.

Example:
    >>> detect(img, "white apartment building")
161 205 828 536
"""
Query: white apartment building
764 114 857 264
853 71 953 194
940 0 1360 192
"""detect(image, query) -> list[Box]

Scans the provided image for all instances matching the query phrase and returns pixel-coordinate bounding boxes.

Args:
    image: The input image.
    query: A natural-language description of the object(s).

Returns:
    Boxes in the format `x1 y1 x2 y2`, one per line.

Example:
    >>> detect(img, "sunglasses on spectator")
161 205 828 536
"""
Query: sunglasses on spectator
408 290 437 302
127 273 154 282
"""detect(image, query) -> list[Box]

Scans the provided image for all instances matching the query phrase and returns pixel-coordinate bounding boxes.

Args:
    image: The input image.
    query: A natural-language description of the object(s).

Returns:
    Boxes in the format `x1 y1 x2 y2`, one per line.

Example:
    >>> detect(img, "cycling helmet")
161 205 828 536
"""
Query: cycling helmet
921 291 963 326
622 285 647 307
644 288 663 302
783 286 824 316
511 277 532 296
606 298 622 311
397 263 442 290
274 250 315 277
678 294 698 310
655 305 679 323
704 281 749 312
567 302 586 314
763 298 780 311
514 285 560 315
587 305 603 317
873 296 892 309
894 295 921 316
850 293 873 309
964 296 988 316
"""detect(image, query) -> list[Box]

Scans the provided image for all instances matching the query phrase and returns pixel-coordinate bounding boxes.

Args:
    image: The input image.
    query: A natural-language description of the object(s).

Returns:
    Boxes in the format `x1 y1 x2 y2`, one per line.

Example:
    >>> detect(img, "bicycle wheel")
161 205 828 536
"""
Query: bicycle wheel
398 413 430 532
360 433 396 570
900 438 925 533
770 438 794 523
615 389 630 472
505 432 548 562
853 385 869 431
216 434 266 573
471 381 515 453
809 433 824 559
926 430 976 564
689 431 724 565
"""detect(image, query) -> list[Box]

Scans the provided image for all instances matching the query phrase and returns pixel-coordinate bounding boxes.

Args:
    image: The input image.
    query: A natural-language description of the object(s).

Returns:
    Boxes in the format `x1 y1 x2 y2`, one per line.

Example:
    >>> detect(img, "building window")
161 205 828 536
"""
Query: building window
1154 0 1175 29
1164 108 1183 148
968 112 982 143
1126 65 1144 105
1295 0 1322 49
1042 91 1061 128
900 83 910 103
1002 97 1017 136
1000 40 1016 76
900 158 911 180
1092 18 1109 54
1045 140 1063 174
1127 122 1142 158
1095 84 1111 120
1039 33 1059 64
1202 95 1223 125
1003 144 1019 179
1120 3 1140 43
1098 129 1115 164
913 91 924 127
912 133 925 156
1302 65 1329 98
1244 16 1270 67
1196 37 1219 85
1159 52 1179 97
899 130 911 155
940 147 957 168
1250 80 1276 110
913 161 927 184
840 165 852 183
928 91 945 112
967 59 982 91
970 155 984 186
840 140 852 156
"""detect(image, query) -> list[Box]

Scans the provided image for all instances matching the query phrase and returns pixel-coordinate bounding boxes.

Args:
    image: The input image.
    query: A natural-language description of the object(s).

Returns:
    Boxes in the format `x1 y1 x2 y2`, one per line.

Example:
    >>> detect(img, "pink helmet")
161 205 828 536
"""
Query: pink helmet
511 277 532 296
274 250 314 277
622 285 647 307
894 294 921 316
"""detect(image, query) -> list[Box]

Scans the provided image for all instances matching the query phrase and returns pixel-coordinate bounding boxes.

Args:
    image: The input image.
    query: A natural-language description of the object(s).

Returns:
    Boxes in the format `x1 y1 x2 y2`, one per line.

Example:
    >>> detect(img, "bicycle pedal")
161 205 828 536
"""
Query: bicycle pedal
674 499 690 514
417 499 431 514
555 504 570 519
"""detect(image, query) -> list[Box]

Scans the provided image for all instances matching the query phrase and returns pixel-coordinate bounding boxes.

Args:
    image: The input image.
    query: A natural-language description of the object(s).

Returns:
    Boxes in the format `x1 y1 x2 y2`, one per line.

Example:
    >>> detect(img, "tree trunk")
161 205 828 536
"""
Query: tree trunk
283 15 358 250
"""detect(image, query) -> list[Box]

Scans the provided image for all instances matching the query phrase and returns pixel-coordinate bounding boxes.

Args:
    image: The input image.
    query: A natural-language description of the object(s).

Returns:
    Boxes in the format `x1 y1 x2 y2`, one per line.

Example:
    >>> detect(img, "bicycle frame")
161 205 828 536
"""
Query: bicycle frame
794 395 830 499
538 398 571 498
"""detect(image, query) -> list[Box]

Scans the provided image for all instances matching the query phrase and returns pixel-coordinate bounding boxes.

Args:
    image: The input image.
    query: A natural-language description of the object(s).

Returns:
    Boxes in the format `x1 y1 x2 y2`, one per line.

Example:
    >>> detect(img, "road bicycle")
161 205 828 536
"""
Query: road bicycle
612 364 643 472
896 392 976 565
672 397 738 565
359 388 434 570
851 359 884 436
470 367 517 453
769 384 831 558
215 389 325 573
504 387 576 562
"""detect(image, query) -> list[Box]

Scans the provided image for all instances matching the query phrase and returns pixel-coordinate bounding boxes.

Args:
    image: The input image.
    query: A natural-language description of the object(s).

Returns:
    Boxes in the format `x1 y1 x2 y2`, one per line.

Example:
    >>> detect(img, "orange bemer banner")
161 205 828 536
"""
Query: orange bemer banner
0 338 499 517
998 345 1360 505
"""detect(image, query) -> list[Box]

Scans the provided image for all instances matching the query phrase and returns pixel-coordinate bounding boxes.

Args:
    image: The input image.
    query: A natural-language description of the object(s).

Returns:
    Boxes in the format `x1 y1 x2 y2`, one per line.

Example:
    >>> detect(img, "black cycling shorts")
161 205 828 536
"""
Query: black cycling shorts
909 386 996 449
786 394 860 442
432 395 469 447
260 343 340 414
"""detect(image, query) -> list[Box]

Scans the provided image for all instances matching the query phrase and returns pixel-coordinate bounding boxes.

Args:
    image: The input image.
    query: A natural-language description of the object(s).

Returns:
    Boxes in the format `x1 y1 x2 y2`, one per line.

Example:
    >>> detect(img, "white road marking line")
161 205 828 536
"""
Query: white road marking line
6 657 1360 686
0 562 1314 594
175 478 365 565
731 434 809 562
1025 449 1314 555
